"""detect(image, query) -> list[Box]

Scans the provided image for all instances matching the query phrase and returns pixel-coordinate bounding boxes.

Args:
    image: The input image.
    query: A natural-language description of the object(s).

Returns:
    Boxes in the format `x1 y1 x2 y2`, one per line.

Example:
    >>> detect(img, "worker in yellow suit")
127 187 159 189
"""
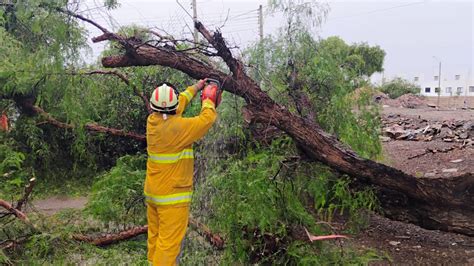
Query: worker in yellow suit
145 79 220 265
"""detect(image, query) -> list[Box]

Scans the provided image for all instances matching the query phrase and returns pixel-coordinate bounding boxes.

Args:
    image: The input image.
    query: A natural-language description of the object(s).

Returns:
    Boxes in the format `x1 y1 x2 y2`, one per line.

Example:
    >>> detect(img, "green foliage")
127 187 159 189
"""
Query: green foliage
1 2 199 193
194 142 378 264
0 250 12 265
2 208 149 265
246 33 383 159
378 77 421 99
0 135 30 198
86 154 147 225
319 89 382 159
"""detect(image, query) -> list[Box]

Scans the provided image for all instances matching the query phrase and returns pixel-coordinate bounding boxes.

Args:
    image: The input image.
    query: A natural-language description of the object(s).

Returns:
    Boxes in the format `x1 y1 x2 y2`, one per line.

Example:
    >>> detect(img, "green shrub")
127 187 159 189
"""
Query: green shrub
0 135 29 198
378 77 420 99
85 154 147 225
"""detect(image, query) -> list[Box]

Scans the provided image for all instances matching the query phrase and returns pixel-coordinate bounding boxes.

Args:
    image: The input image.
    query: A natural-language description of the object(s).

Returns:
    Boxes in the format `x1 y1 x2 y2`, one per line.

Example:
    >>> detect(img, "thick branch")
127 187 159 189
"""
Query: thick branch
189 218 224 249
73 226 148 246
0 199 29 223
84 123 145 142
30 105 145 142
55 6 110 35
74 219 224 249
0 199 38 233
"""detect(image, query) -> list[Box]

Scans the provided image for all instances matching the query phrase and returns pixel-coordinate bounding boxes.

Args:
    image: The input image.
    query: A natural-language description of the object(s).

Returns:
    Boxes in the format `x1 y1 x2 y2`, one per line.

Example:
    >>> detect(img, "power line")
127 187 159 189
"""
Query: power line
228 9 258 20
327 1 425 22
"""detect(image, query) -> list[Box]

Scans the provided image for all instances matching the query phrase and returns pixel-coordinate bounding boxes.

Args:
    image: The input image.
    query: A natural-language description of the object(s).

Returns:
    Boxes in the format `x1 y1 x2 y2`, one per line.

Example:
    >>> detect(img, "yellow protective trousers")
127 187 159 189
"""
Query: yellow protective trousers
147 203 189 266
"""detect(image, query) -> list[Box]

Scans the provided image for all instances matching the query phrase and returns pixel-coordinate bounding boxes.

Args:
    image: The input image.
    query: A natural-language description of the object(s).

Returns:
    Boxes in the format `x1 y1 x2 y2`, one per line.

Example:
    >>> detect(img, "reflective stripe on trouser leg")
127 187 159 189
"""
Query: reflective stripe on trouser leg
148 149 194 164
153 205 190 266
145 192 192 206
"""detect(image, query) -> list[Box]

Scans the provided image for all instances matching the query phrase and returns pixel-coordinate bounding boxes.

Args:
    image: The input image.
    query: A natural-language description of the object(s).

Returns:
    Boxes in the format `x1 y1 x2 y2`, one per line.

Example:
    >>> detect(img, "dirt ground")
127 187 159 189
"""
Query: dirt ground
382 106 474 121
350 106 474 265
424 96 474 109
354 214 474 265
29 196 88 215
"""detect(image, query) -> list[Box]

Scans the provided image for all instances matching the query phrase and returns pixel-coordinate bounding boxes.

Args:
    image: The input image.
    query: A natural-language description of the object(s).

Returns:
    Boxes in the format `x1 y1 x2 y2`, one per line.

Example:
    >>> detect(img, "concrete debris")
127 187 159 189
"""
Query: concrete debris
382 116 474 143
389 241 401 246
442 168 458 173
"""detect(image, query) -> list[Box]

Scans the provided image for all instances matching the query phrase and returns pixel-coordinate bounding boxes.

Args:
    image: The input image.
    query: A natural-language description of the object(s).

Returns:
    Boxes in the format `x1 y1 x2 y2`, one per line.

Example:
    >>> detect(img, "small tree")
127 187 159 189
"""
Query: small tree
378 77 420 99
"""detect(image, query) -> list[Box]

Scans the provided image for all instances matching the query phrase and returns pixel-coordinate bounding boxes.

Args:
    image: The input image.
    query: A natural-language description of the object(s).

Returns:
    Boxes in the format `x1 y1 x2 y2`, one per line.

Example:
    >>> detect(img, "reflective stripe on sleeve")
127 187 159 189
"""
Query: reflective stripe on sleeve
202 101 215 110
180 90 194 102
148 149 194 164
145 191 192 205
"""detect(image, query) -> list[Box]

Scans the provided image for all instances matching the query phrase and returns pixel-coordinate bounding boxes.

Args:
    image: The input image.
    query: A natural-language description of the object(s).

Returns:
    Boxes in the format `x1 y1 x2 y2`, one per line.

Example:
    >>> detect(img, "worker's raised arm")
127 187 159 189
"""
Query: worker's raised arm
176 80 206 115
179 100 217 146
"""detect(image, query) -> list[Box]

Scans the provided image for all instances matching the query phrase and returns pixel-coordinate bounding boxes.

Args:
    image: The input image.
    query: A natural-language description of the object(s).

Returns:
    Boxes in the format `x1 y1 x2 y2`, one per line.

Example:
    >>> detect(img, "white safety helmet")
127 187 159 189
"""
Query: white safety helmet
150 83 179 113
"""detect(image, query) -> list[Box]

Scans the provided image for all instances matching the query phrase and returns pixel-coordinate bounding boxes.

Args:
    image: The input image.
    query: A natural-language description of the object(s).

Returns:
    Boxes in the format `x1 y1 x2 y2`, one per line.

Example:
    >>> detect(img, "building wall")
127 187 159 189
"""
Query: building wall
412 72 474 97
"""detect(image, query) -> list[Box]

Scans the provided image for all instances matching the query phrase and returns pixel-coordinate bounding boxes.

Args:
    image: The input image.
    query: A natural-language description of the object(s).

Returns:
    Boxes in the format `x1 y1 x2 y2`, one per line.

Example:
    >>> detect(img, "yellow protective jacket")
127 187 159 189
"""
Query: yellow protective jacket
145 86 217 207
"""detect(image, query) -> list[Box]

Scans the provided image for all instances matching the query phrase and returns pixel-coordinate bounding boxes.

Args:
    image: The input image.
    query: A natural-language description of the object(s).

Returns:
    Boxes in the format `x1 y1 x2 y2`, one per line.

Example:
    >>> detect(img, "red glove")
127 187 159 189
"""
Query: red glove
201 83 222 107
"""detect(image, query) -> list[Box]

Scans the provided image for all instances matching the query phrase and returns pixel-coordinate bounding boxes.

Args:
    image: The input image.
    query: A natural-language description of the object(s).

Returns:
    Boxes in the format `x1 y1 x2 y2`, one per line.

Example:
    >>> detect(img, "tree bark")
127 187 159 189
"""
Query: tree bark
17 100 146 142
73 226 148 246
189 217 225 249
0 199 37 231
73 219 224 249
0 199 30 223
64 14 474 235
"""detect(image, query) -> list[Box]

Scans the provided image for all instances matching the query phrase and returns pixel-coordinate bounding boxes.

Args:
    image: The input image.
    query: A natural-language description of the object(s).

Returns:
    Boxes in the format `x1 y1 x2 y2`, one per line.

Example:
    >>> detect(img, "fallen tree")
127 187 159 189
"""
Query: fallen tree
67 14 474 236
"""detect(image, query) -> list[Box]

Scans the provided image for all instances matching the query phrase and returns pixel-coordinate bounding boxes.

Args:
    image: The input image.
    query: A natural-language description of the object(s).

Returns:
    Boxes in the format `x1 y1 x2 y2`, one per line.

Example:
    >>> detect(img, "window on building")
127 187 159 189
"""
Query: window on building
455 75 461 80
434 76 439 81
425 87 431 93
457 87 463 94
414 77 419 82
435 87 440 93
469 86 474 93
446 87 452 93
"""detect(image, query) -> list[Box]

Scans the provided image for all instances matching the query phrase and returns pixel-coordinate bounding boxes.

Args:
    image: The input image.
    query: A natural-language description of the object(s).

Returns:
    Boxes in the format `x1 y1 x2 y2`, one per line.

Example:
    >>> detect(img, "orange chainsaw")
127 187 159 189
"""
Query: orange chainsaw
201 78 223 107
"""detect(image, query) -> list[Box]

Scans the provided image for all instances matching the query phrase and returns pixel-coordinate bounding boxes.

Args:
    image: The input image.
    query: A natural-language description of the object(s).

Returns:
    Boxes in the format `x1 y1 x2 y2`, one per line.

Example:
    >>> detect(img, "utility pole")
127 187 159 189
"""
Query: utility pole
258 5 263 42
192 0 198 44
433 56 442 109
437 61 441 109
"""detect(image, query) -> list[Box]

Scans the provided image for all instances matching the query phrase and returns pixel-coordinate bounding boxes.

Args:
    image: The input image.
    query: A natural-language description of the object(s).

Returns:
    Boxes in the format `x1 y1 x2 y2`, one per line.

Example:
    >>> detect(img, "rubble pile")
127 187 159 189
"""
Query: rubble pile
382 114 474 143
379 93 427 108
394 94 426 108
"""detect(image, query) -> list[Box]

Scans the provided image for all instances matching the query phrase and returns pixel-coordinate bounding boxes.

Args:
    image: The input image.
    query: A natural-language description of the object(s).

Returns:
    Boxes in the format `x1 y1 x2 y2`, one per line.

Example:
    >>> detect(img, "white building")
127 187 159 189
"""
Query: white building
412 72 474 97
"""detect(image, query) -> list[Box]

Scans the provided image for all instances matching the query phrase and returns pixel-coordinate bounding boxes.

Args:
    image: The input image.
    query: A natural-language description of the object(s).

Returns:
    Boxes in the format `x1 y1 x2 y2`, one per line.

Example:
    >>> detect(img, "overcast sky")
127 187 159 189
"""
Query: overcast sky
81 0 473 83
